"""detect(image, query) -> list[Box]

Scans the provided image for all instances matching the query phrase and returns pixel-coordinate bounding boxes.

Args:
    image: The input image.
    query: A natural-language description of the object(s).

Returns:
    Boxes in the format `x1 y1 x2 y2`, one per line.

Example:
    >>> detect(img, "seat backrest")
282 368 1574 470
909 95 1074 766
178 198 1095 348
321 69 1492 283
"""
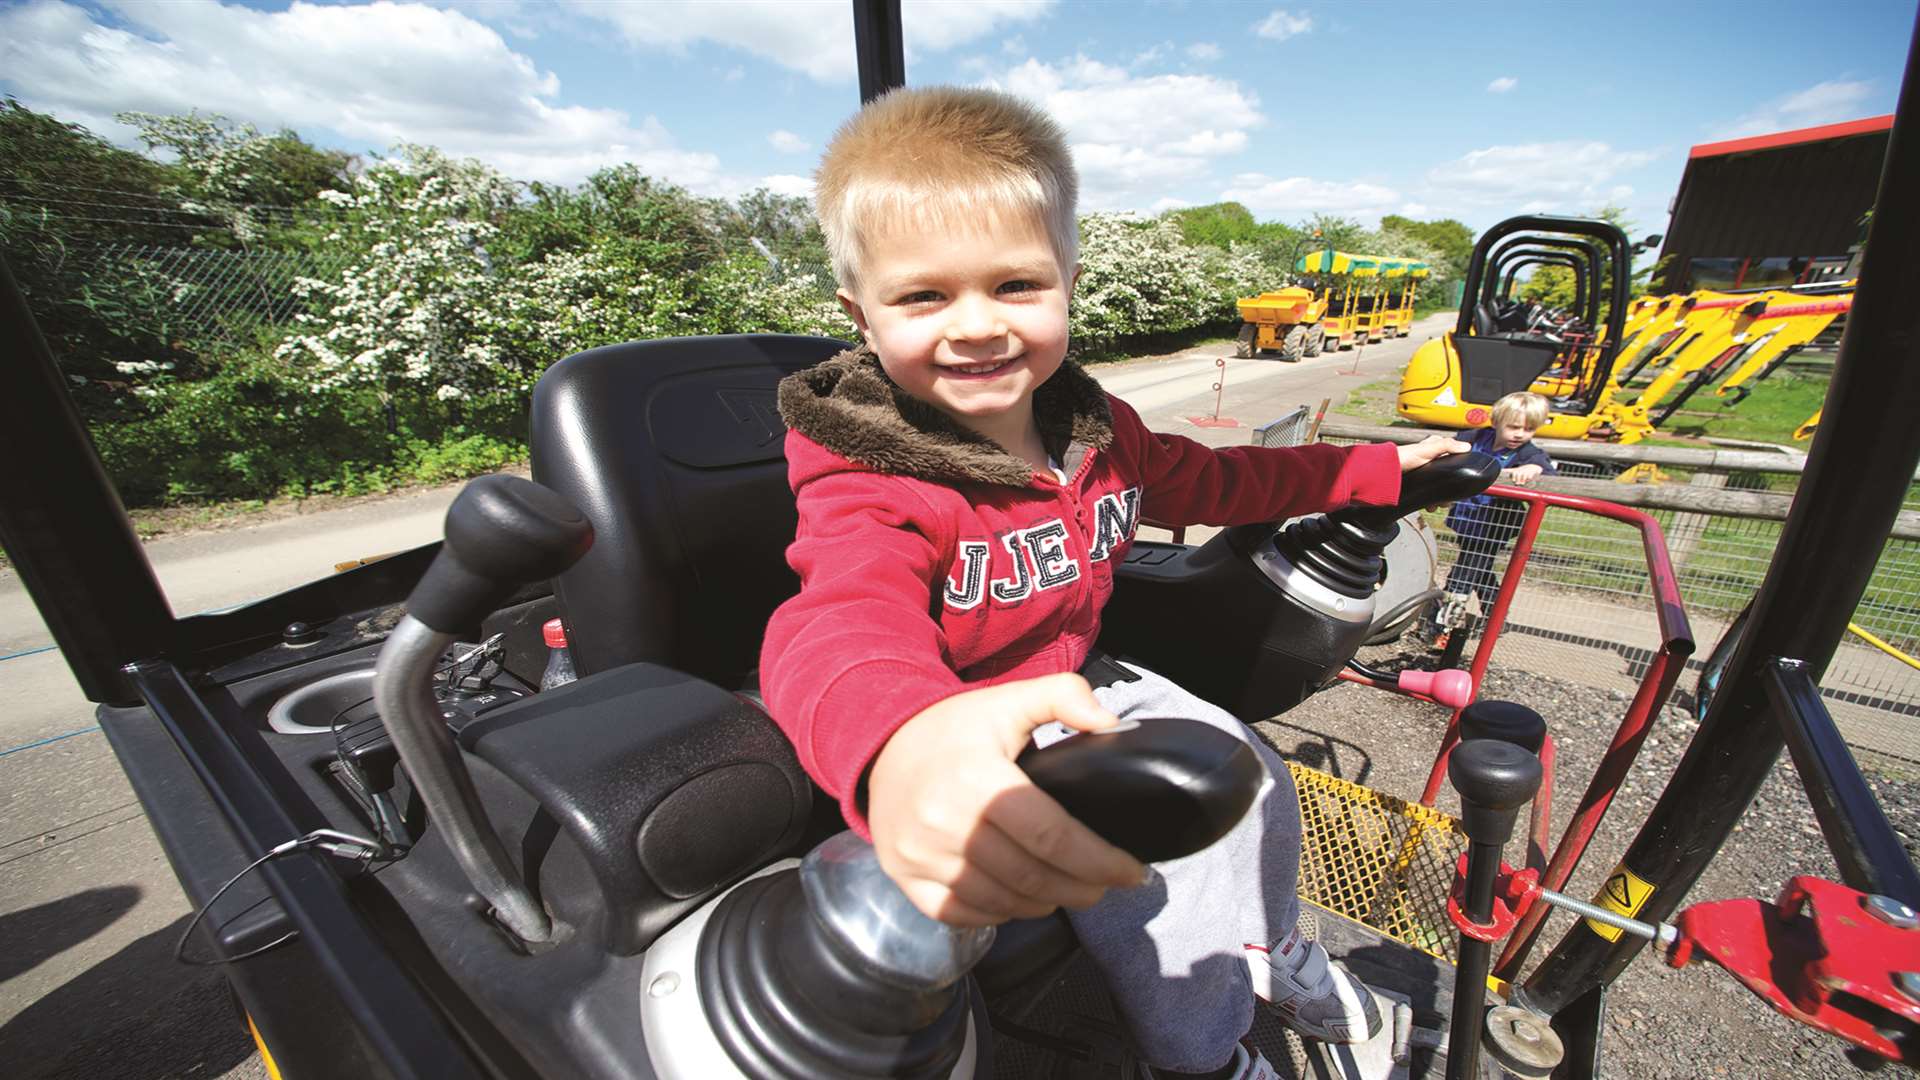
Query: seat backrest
1454 334 1561 406
530 334 850 684
1473 300 1498 336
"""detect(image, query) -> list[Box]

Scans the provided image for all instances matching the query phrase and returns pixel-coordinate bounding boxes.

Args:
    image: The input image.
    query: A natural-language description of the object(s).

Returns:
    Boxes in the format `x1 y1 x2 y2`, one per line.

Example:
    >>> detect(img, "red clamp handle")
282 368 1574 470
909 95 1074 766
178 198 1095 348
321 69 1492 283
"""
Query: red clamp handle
1668 876 1920 1065
1446 854 1542 943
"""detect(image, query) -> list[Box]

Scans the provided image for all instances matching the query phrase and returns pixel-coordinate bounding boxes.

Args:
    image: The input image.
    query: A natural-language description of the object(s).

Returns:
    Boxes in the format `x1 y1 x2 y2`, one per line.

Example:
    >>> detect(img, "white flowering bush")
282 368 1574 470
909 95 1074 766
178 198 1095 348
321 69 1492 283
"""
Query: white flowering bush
1070 214 1222 351
275 146 527 415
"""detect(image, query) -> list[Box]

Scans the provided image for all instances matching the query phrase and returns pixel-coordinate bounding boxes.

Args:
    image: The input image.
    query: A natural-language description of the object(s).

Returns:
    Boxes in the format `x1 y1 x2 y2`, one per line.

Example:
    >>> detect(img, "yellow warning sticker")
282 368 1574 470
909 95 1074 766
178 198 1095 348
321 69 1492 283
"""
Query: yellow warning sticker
1585 864 1656 941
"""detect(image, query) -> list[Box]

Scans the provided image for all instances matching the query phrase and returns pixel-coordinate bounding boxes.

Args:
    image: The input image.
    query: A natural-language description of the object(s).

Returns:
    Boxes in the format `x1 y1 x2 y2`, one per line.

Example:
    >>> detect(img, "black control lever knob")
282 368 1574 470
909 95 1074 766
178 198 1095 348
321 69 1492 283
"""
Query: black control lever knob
1459 700 1548 754
1336 450 1502 533
1016 718 1263 863
1448 737 1543 845
408 475 594 634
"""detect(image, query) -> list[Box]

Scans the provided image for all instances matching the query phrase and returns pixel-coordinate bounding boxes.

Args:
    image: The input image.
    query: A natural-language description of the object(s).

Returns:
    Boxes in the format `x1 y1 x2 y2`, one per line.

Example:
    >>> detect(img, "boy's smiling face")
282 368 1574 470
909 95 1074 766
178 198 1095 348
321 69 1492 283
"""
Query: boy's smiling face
837 207 1072 448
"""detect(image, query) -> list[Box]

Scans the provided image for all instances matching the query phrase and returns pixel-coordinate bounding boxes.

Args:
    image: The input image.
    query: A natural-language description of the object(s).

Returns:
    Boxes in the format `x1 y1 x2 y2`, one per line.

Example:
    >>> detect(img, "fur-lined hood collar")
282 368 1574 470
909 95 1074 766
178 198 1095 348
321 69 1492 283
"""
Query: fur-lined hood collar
777 346 1114 488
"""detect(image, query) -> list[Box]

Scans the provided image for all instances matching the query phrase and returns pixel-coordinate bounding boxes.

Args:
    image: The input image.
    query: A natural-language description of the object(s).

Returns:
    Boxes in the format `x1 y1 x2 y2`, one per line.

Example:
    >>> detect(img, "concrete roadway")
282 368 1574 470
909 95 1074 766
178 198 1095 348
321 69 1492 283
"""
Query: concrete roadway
0 316 1444 1079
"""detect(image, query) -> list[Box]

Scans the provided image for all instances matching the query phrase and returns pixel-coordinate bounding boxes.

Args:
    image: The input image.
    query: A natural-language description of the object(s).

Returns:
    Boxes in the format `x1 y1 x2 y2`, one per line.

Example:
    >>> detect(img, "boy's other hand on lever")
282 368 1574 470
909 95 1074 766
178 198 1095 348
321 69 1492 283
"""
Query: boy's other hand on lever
1397 434 1472 472
867 673 1150 927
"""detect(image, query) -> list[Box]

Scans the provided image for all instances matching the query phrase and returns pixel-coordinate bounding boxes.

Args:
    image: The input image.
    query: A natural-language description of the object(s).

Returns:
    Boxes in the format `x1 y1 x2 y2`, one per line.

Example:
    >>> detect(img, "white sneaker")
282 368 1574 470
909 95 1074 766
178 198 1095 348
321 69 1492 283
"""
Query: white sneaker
1245 929 1384 1044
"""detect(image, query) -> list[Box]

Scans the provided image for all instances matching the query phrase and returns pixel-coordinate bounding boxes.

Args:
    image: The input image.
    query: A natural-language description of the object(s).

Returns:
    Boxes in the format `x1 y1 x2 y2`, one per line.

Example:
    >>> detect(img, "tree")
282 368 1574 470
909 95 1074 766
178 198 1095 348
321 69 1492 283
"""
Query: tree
118 110 351 242
500 164 715 274
0 98 204 398
1166 202 1259 249
1297 213 1369 253
1378 214 1474 283
712 187 830 278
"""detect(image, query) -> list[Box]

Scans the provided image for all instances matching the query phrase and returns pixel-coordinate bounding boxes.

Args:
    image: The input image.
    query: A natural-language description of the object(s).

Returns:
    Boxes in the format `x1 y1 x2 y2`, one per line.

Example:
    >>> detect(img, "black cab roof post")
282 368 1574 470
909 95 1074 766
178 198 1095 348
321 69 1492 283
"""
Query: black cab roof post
853 0 905 103
0 256 174 704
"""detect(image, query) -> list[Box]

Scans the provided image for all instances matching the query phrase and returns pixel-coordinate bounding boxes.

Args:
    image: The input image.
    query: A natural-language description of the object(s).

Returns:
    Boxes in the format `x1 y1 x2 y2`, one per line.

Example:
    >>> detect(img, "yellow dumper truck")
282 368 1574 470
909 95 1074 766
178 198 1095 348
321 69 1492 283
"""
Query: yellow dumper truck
1234 248 1423 361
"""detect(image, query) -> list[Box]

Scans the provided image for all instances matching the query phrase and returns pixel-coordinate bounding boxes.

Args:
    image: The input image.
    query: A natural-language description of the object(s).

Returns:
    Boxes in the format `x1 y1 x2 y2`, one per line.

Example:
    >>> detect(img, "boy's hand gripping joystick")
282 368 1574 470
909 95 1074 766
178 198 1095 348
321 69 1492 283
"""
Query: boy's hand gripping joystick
693 718 1264 1078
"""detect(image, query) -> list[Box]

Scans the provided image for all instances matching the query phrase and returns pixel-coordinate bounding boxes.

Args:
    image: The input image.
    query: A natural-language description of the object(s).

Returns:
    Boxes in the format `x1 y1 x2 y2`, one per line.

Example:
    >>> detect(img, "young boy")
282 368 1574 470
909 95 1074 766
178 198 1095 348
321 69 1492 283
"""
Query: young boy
1428 391 1558 645
759 86 1466 1080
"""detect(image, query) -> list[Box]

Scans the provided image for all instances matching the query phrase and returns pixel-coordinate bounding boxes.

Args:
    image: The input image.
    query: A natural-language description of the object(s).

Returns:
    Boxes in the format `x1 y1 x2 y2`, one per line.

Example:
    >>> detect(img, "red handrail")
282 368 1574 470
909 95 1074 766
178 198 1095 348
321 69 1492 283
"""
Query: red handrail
1397 484 1695 977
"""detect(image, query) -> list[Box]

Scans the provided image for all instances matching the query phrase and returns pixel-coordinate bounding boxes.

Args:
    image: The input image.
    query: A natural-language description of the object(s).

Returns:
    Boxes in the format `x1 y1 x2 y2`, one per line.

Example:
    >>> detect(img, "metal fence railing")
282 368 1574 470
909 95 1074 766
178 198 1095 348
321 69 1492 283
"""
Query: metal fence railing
1316 433 1920 768
1253 405 1313 449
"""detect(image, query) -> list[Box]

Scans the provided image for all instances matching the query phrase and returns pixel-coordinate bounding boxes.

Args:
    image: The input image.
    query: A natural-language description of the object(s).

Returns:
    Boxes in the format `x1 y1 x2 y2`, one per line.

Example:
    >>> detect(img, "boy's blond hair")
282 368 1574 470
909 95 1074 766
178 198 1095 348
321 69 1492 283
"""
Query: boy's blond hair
1491 391 1550 430
814 85 1078 289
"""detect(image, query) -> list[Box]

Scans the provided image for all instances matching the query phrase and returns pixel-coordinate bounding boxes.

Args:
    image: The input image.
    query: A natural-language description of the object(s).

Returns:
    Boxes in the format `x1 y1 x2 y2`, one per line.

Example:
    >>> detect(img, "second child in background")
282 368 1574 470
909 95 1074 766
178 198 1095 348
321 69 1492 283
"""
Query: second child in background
1427 391 1557 647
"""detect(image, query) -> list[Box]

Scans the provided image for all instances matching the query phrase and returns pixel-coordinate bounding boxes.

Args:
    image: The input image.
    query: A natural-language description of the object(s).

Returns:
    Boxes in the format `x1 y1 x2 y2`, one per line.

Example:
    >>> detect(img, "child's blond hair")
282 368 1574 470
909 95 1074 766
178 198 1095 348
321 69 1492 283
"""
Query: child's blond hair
1491 391 1550 430
814 86 1078 290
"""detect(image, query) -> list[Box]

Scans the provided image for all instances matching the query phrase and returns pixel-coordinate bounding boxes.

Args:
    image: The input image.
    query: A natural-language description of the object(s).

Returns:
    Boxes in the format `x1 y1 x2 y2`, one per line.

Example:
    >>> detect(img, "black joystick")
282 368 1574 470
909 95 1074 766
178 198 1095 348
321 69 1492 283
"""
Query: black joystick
1339 449 1503 533
696 718 1264 1078
408 475 594 634
1015 720 1264 862
1458 700 1548 755
1261 451 1502 602
1446 736 1543 1080
375 475 594 946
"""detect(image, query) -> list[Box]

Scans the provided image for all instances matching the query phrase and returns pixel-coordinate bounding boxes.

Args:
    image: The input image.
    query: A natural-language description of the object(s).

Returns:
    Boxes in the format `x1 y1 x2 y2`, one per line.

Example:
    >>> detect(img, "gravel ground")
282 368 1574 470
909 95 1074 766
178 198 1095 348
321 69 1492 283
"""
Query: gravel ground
1262 650 1920 1080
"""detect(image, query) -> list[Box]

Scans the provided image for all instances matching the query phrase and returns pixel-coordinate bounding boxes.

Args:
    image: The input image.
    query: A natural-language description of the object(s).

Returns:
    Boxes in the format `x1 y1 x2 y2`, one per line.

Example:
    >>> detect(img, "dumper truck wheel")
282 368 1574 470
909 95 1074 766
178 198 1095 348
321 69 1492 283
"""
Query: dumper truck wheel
1279 324 1308 362
1304 327 1325 357
1235 324 1256 358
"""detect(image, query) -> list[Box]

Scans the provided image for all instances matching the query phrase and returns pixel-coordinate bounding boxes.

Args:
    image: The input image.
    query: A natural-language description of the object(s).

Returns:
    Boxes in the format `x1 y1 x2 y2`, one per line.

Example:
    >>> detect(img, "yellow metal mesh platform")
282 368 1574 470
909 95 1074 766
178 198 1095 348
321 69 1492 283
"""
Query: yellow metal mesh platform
1289 762 1468 966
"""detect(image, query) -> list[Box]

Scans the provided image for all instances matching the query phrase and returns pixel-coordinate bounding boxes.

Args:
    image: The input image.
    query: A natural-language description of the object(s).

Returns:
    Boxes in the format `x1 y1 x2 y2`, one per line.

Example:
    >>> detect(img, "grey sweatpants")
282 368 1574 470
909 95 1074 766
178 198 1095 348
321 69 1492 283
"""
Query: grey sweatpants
1067 661 1303 1073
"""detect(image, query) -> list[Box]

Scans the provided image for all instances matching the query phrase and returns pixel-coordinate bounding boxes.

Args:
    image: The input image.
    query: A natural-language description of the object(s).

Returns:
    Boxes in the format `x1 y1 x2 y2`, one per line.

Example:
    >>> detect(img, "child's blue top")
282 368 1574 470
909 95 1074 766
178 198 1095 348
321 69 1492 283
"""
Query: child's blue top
1445 427 1557 537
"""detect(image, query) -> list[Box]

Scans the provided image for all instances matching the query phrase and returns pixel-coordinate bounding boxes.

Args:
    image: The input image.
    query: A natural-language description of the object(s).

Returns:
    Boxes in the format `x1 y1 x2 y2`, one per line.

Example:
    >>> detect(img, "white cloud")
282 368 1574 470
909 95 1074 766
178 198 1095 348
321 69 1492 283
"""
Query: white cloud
987 56 1264 209
1253 10 1311 42
1423 141 1657 212
1133 41 1172 67
0 0 739 190
760 174 815 198
1397 201 1431 218
1187 42 1223 62
434 0 545 40
1151 196 1193 213
571 0 1051 82
1218 174 1402 221
1708 79 1876 140
768 129 810 154
1487 76 1517 94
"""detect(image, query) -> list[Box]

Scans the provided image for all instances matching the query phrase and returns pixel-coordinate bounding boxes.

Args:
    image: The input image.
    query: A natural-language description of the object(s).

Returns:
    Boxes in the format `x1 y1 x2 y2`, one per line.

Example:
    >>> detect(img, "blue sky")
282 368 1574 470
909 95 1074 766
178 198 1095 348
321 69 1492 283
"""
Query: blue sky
2 0 1914 237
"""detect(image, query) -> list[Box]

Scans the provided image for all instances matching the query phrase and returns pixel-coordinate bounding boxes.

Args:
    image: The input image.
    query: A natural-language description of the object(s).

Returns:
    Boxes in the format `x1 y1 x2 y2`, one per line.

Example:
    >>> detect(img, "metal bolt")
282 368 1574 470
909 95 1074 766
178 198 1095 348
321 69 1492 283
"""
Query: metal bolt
1866 895 1919 930
1897 972 1920 1003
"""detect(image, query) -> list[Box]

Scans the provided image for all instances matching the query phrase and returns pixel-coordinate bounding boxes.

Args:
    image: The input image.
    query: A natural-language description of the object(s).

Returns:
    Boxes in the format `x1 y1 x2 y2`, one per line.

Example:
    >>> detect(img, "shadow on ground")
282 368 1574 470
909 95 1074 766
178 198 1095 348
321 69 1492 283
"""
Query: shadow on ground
0 885 141 984
1 900 256 1080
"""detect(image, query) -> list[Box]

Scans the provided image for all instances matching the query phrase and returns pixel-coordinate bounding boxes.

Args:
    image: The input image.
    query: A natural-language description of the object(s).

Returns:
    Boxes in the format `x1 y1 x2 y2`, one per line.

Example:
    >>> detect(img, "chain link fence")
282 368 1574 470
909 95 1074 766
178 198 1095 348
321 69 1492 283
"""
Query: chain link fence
1317 433 1920 770
66 242 349 338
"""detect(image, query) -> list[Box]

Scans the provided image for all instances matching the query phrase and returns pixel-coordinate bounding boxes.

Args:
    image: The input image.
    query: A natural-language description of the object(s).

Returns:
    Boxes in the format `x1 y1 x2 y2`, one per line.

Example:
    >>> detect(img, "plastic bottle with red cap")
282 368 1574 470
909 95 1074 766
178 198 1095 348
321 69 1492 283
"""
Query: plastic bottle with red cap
540 618 577 691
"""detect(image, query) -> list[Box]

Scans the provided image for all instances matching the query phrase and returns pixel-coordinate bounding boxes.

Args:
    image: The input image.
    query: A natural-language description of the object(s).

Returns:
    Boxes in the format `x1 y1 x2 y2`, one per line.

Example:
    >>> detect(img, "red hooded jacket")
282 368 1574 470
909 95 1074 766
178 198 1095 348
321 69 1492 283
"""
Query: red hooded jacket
760 350 1401 831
